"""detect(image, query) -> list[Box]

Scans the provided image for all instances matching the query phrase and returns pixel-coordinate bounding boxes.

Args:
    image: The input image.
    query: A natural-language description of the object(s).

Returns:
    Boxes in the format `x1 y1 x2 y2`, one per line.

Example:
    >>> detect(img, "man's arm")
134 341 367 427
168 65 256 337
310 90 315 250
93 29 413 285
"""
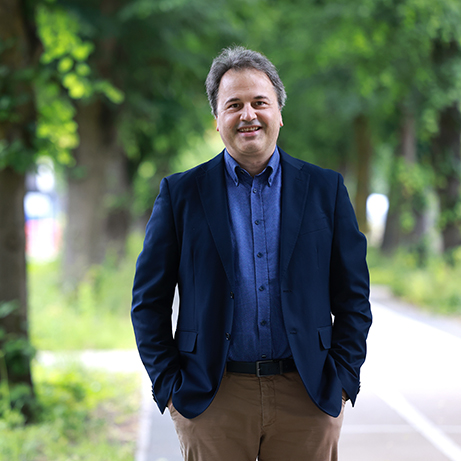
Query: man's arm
329 174 372 405
131 178 181 413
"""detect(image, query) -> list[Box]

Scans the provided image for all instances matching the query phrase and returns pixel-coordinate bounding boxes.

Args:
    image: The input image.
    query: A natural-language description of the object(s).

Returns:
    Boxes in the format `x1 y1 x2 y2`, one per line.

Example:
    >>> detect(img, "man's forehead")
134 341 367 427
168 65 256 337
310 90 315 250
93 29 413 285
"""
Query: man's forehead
220 68 271 85
218 69 275 99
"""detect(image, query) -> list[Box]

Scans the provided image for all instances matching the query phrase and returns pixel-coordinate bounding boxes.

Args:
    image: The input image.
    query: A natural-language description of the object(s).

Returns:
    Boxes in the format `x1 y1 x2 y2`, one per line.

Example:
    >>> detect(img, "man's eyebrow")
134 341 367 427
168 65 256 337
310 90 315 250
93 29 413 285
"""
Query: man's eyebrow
224 95 270 105
224 97 241 105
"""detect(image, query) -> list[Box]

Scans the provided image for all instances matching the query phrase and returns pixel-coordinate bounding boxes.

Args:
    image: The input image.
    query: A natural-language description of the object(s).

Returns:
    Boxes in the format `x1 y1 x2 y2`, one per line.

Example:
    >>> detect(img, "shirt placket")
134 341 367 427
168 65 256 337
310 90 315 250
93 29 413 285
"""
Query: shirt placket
251 175 272 360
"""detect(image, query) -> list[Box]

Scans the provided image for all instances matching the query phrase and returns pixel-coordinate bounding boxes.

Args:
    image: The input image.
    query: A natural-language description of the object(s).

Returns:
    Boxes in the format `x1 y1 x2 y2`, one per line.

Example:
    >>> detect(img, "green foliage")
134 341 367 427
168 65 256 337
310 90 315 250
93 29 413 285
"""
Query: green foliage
0 138 37 173
0 59 38 171
36 4 123 103
0 305 37 420
28 234 143 351
438 201 461 232
35 78 78 165
369 247 461 315
132 129 222 216
0 365 139 460
31 2 125 167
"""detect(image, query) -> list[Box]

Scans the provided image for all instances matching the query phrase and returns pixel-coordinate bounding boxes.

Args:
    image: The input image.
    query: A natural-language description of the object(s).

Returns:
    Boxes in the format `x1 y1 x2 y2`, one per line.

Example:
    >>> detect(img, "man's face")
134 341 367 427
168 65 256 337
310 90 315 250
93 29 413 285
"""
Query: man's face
215 68 283 167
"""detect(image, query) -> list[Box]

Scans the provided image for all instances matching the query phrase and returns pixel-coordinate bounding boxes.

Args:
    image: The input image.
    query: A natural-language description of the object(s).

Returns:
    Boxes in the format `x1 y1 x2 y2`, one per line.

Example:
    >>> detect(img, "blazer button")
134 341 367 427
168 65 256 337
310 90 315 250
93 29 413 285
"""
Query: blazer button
230 292 234 299
225 333 231 340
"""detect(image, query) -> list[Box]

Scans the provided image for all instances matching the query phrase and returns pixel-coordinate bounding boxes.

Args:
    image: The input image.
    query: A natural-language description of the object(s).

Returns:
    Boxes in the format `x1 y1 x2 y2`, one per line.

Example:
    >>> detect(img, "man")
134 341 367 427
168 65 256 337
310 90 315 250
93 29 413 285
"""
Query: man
131 46 372 460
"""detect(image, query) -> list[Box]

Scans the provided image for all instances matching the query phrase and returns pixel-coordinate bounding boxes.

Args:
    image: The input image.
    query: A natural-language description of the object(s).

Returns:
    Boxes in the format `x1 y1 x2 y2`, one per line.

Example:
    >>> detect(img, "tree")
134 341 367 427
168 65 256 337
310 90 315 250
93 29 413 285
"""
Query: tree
430 39 461 254
381 108 429 254
0 0 41 420
36 2 126 285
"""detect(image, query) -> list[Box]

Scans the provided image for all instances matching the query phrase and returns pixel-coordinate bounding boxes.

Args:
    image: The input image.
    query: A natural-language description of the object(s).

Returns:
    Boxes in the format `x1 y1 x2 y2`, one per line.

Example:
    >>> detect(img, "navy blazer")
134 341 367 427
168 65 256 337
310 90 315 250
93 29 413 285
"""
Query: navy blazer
131 148 372 419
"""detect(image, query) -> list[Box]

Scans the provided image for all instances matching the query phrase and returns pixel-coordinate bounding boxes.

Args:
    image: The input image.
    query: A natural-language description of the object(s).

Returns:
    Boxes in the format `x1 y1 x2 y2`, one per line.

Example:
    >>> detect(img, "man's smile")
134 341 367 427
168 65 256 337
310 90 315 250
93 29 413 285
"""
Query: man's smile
237 126 262 133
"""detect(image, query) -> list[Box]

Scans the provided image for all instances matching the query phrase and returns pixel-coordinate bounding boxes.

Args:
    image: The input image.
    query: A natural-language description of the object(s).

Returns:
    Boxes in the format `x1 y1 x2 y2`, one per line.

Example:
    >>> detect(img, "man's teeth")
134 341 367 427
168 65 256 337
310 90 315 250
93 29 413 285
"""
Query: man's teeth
239 127 260 132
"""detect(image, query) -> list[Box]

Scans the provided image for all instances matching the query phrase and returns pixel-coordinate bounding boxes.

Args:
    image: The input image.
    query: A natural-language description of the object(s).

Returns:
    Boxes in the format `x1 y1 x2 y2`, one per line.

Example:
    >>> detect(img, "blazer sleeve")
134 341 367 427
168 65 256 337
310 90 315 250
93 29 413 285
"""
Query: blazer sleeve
131 178 181 413
329 173 372 405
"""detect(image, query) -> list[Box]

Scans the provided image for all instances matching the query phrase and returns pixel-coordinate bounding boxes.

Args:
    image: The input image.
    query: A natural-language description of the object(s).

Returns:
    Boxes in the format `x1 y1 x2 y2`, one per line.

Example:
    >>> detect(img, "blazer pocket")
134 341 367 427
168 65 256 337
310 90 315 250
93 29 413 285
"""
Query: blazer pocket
300 217 328 235
175 330 197 353
318 326 332 350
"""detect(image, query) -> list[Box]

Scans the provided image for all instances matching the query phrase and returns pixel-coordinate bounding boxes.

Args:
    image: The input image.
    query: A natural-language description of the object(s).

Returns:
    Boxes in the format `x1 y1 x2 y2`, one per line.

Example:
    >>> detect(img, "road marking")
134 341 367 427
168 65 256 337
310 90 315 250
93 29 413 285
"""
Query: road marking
343 424 461 435
376 387 461 461
343 424 415 434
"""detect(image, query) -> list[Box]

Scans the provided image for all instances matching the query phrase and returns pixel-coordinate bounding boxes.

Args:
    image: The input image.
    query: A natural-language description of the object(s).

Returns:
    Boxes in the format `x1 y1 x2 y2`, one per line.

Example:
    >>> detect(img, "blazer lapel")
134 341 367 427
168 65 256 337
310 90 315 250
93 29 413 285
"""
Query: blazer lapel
196 152 235 286
279 149 311 277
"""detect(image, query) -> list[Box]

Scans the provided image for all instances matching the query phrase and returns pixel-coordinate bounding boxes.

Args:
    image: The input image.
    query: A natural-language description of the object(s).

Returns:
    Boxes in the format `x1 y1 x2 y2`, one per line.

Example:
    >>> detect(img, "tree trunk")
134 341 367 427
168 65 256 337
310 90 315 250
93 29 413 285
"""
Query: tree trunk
64 100 109 285
431 103 461 253
400 113 426 250
381 110 427 254
103 142 131 261
64 97 133 284
353 114 372 234
0 0 40 420
0 169 36 420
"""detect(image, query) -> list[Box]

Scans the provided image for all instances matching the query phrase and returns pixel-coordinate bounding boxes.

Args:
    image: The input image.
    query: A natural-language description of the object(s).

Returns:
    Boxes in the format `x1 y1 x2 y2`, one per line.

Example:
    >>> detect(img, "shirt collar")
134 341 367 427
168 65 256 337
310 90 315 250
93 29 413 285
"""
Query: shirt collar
224 147 280 187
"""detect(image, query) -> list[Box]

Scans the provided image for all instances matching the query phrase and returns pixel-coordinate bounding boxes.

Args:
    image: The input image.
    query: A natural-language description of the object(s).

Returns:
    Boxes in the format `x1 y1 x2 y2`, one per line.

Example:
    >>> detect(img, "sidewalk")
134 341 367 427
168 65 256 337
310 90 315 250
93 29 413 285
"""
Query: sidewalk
340 285 461 461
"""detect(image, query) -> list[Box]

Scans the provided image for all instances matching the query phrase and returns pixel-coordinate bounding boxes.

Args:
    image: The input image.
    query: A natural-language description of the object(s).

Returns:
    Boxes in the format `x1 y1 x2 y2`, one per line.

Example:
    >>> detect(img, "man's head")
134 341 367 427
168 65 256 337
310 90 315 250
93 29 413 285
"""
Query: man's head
206 47 286 174
206 46 286 118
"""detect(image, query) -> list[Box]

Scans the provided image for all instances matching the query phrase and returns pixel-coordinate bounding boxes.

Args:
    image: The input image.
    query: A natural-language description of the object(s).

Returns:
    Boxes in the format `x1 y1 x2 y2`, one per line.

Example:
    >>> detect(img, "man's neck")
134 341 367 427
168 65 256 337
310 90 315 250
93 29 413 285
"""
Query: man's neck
227 150 275 177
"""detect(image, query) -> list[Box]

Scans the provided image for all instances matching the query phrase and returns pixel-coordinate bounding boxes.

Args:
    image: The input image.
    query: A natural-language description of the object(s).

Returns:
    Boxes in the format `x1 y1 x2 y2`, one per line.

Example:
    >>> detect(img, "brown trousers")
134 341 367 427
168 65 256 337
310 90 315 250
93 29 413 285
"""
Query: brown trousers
169 370 345 461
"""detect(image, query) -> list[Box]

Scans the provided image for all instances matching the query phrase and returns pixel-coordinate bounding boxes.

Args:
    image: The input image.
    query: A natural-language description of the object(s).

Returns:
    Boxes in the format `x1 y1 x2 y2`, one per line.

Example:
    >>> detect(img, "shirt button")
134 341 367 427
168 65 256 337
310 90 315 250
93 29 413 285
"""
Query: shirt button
253 188 257 194
230 292 234 299
257 252 263 258
261 354 267 359
259 285 265 291
260 320 267 326
225 333 231 340
254 220 260 225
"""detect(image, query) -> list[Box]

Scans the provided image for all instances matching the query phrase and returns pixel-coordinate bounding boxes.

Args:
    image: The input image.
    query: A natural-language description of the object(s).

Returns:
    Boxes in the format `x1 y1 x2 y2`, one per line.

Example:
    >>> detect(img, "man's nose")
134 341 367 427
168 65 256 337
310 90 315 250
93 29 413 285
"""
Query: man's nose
240 104 256 121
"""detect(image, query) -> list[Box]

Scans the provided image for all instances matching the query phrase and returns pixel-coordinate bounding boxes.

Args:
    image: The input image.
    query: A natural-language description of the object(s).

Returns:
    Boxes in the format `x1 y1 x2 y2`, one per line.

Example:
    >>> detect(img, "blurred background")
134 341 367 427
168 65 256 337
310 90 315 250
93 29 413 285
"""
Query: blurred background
1 0 461 459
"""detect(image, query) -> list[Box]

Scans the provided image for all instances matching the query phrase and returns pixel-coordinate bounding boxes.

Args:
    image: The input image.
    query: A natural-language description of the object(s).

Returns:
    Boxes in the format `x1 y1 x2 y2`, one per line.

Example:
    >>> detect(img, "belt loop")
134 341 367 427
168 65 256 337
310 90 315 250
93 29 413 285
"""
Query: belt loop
256 362 263 378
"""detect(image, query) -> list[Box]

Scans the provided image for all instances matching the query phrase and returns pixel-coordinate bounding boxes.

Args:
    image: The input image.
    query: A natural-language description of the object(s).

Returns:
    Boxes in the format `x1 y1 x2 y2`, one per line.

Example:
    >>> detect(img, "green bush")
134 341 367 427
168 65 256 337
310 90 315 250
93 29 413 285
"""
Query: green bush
0 364 140 461
368 247 461 315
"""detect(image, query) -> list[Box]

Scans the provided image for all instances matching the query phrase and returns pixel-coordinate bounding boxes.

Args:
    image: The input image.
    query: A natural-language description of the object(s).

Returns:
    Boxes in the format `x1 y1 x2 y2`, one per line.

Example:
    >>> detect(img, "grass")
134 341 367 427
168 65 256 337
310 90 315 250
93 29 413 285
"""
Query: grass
28 234 143 351
368 246 461 316
0 364 140 461
0 234 145 459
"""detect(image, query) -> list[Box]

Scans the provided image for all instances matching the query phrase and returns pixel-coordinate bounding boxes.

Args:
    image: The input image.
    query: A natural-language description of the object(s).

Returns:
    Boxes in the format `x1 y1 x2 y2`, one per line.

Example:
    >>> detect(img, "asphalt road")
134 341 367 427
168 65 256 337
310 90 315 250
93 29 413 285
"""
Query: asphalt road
135 286 461 461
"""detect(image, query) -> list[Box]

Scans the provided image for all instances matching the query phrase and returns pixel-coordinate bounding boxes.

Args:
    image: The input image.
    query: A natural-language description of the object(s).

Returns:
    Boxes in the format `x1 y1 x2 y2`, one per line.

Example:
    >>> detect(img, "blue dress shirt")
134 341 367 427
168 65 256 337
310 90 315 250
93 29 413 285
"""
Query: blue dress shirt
224 148 291 362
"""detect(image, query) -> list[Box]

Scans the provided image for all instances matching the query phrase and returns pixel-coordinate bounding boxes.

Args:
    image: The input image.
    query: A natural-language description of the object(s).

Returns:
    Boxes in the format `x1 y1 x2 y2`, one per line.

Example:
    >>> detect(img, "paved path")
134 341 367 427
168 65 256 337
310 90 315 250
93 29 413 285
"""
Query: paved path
341 287 461 461
133 286 461 461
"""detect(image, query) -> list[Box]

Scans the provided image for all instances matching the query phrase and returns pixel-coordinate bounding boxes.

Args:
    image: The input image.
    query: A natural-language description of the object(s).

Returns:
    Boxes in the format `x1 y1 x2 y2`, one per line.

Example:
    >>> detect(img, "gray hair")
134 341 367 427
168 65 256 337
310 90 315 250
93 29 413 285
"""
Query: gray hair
205 46 287 117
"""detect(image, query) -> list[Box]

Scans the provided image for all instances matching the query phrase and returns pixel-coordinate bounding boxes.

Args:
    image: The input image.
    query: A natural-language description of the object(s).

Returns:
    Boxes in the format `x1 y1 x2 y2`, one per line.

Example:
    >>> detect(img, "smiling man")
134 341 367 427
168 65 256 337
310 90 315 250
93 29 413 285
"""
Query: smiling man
131 46 372 461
